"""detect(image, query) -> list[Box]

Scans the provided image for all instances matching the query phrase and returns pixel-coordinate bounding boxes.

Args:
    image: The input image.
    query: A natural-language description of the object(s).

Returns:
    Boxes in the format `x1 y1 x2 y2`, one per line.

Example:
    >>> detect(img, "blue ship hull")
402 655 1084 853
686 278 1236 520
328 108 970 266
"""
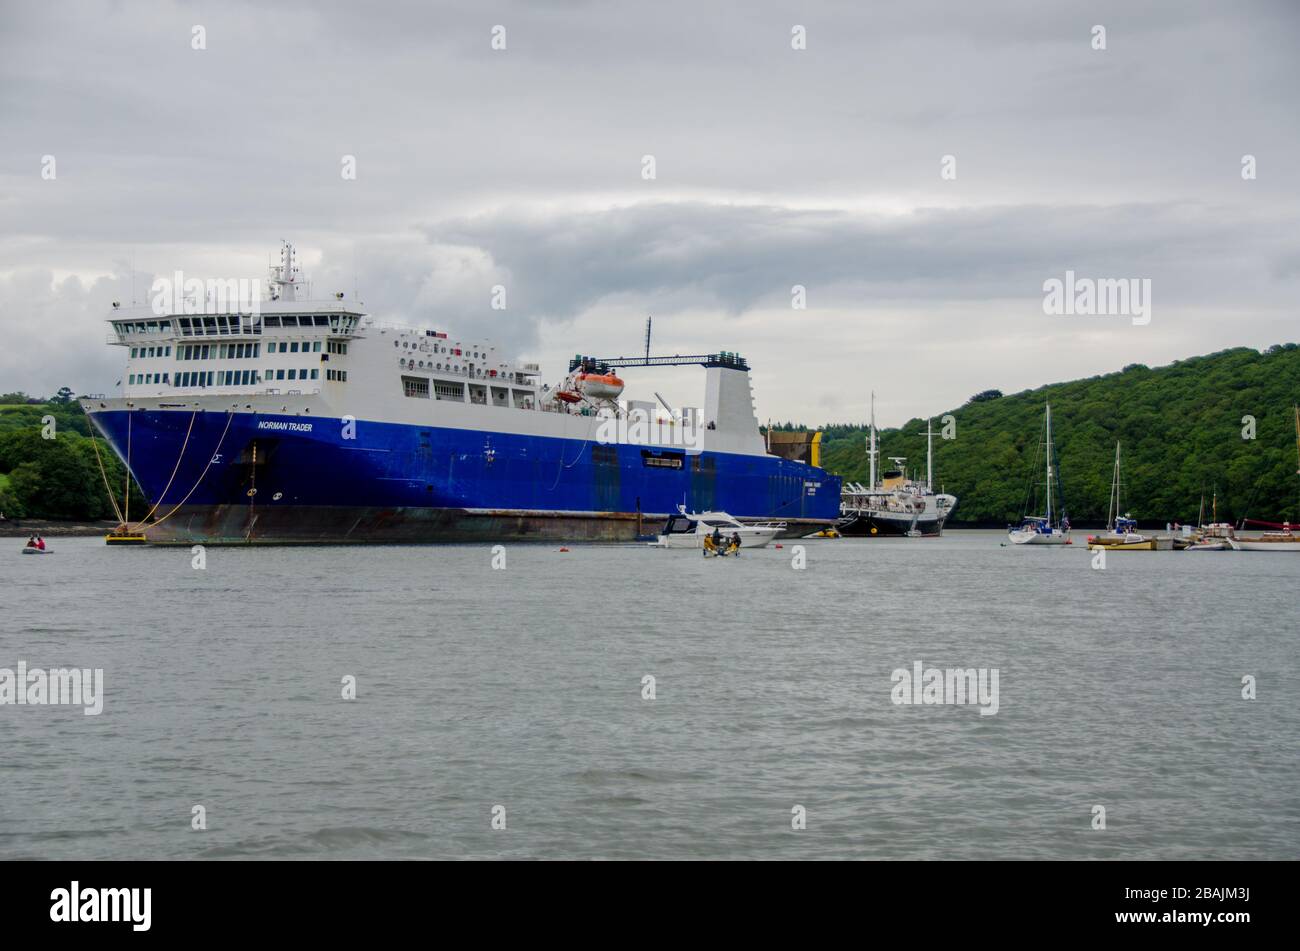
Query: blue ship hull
90 409 840 544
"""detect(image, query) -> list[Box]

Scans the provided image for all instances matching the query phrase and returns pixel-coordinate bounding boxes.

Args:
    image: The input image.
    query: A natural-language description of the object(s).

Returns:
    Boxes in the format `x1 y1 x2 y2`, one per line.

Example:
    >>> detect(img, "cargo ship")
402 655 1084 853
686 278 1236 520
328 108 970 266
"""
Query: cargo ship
81 245 840 544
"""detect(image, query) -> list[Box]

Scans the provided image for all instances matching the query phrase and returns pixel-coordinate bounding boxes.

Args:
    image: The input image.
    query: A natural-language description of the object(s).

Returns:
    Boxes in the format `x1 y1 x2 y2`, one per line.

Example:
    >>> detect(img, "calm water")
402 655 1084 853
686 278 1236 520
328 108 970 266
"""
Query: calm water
2 531 1297 860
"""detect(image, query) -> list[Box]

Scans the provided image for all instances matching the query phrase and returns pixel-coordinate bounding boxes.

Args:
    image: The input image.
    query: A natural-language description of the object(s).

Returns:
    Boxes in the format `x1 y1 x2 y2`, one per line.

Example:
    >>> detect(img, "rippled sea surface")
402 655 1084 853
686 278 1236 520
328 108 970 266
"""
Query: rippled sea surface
2 531 1297 860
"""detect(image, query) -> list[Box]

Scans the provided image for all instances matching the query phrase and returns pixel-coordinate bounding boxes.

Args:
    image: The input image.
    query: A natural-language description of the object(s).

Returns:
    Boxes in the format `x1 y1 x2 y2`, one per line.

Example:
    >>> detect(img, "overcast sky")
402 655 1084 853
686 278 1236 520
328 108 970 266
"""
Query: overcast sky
2 0 1297 426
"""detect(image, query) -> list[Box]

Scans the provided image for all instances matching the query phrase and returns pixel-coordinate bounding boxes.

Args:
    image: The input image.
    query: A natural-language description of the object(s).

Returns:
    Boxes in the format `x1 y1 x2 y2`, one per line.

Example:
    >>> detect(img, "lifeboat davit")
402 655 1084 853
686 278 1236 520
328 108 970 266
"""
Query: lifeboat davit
576 372 624 401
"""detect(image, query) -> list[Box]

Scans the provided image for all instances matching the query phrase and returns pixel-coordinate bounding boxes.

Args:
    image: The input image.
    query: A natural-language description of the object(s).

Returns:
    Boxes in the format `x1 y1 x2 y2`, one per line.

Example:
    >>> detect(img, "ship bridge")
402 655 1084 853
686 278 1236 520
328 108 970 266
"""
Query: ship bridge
107 243 368 399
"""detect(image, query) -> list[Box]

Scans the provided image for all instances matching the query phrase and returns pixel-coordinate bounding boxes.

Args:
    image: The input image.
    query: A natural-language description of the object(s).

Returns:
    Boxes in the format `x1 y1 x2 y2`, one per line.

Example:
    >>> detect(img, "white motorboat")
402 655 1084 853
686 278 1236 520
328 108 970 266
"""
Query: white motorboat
654 510 784 550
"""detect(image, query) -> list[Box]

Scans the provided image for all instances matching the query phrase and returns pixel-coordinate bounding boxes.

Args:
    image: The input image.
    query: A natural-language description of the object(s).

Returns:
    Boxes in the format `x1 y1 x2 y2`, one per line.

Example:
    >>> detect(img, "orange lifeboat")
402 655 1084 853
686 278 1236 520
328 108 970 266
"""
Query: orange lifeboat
576 372 624 401
554 389 582 404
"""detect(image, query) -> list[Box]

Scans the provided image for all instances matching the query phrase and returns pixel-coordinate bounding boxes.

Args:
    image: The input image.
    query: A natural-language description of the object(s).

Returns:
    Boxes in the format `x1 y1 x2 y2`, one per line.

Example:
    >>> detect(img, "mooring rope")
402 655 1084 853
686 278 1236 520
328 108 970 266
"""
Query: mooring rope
123 410 132 525
144 411 236 532
87 421 126 525
127 408 198 531
548 409 600 491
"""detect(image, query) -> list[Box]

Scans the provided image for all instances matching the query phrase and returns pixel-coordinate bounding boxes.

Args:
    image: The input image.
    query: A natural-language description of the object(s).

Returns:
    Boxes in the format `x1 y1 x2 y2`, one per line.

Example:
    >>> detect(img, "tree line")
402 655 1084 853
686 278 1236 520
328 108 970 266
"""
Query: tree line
818 345 1300 526
0 392 142 522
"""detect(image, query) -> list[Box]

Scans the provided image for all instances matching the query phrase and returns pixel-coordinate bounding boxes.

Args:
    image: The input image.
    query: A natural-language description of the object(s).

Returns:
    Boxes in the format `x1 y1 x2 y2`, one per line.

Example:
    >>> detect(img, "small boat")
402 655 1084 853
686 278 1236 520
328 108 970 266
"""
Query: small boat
1234 525 1300 552
1088 522 1157 550
1007 403 1071 545
655 509 784 550
1178 493 1237 551
105 531 148 546
21 546 52 555
1088 444 1159 550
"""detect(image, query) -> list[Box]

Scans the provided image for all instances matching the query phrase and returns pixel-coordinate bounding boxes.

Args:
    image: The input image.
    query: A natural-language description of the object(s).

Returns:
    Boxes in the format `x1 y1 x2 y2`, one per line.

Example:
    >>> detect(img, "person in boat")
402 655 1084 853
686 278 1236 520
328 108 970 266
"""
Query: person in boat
728 531 742 554
703 533 717 555
712 526 724 550
36 536 46 550
26 535 37 549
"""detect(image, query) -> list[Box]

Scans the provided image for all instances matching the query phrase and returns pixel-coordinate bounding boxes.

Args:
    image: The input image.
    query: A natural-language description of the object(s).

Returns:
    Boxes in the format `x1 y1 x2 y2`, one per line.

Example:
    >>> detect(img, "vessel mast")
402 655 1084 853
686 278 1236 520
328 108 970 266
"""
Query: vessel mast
1045 402 1054 525
926 418 934 492
1294 404 1300 475
868 392 878 491
1107 441 1121 531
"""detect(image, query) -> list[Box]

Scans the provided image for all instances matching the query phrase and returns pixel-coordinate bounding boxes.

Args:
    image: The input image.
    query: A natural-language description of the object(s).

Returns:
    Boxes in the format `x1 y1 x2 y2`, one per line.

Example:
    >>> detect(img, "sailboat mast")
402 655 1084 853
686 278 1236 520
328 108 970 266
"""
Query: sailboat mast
1045 402 1053 524
1294 404 1299 475
1108 442 1121 530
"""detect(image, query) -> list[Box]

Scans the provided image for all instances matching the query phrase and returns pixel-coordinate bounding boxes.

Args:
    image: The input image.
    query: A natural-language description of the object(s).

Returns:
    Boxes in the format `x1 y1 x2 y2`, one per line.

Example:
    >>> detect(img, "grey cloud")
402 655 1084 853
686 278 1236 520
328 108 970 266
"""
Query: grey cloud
1 0 1298 418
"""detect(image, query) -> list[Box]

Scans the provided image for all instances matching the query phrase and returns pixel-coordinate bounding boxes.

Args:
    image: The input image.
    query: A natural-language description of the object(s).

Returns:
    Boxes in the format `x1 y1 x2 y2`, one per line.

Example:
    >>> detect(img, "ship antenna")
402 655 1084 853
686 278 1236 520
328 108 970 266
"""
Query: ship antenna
926 417 934 491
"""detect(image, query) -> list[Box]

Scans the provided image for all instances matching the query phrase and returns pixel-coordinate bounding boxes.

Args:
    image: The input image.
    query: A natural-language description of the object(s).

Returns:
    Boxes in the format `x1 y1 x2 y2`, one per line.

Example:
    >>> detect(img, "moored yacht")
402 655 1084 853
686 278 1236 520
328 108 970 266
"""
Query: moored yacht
654 510 784 549
1007 402 1071 546
1087 443 1157 550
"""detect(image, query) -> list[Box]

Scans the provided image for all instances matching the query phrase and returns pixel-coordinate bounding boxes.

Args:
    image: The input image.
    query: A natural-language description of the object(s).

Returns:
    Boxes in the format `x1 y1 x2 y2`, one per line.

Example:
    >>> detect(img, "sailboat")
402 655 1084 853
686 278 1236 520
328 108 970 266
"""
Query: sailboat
1007 402 1071 545
1177 490 1238 551
1087 443 1156 550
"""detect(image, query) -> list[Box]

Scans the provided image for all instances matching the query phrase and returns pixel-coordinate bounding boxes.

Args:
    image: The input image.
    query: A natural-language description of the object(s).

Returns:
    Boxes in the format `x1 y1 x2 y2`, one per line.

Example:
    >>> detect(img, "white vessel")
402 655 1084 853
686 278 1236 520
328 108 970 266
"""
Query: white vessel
655 510 784 549
1234 527 1300 551
1087 443 1156 550
1008 402 1071 545
838 398 958 537
79 243 841 544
